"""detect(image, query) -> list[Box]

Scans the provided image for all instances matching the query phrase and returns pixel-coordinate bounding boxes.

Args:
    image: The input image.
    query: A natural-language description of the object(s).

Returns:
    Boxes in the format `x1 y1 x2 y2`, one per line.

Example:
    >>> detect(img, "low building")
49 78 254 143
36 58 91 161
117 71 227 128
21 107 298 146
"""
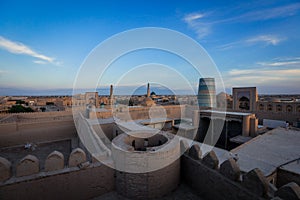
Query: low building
231 127 300 187
194 110 258 150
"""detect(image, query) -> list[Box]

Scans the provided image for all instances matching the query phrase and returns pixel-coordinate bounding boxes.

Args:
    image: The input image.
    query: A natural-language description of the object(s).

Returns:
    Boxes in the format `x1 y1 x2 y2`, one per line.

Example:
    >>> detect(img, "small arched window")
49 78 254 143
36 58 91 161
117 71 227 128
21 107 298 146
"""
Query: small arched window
276 105 282 112
286 105 293 112
259 104 264 111
267 104 273 111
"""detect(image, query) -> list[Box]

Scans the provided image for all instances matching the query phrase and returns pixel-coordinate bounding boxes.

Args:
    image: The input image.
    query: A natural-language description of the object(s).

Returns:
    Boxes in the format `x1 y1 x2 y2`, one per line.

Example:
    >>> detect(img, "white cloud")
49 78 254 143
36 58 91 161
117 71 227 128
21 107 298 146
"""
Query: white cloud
33 60 47 64
183 13 205 23
217 34 284 50
223 58 300 91
237 3 300 22
228 69 256 76
0 36 57 65
246 35 284 46
182 12 212 39
227 68 300 77
257 57 300 67
0 70 9 77
217 41 242 50
183 3 300 39
223 68 300 92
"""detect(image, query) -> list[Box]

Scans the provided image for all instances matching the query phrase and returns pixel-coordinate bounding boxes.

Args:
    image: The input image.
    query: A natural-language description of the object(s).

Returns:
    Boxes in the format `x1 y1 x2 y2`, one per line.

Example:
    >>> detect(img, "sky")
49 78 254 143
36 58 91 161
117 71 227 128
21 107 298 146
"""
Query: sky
0 0 300 95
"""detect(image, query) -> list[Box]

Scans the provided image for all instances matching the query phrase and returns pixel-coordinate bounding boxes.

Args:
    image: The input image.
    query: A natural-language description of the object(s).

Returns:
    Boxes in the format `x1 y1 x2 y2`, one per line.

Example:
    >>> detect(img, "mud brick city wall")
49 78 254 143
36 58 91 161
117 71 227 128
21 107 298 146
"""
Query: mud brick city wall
181 154 264 200
96 105 184 121
0 111 76 148
0 161 115 200
126 105 182 120
180 143 300 200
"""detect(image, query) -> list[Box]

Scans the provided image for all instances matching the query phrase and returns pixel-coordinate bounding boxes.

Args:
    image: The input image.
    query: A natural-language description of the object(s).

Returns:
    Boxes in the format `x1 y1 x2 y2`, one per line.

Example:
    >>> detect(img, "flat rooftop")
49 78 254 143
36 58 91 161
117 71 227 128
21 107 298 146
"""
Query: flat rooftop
140 118 173 125
116 120 157 132
230 135 253 144
201 110 253 116
87 117 115 125
173 123 196 131
231 127 300 176
92 108 110 112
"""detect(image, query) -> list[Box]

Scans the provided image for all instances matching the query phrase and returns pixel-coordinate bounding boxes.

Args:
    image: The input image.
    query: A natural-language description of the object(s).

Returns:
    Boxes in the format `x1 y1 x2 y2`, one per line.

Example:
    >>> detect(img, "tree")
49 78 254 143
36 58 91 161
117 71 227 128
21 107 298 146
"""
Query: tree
16 100 25 104
8 105 34 113
128 98 134 106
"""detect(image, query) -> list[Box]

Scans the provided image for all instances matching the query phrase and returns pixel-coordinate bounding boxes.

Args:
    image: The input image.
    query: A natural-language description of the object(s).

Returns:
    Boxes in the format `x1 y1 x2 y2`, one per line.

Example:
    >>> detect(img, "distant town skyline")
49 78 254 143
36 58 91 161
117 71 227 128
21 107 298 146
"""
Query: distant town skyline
1 0 300 95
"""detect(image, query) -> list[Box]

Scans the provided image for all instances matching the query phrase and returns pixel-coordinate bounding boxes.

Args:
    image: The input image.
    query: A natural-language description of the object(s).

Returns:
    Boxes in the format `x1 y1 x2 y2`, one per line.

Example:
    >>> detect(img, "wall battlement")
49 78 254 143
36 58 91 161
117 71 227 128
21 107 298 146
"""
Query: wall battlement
1 143 300 199
0 147 115 200
1 142 300 199
0 147 90 182
181 141 300 200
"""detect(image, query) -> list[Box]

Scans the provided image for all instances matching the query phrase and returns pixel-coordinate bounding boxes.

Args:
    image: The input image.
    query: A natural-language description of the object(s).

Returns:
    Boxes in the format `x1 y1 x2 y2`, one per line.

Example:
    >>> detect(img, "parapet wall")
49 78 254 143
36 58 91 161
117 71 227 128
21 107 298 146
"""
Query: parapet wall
95 105 184 120
181 142 300 200
0 111 76 147
225 107 299 125
0 120 76 147
255 110 299 124
0 148 115 200
0 111 73 123
1 143 300 200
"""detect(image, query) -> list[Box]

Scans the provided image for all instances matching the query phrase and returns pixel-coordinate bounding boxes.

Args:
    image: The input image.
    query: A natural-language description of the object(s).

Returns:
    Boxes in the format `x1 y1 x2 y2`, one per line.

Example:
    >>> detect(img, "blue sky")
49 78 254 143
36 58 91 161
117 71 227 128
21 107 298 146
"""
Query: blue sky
0 0 300 95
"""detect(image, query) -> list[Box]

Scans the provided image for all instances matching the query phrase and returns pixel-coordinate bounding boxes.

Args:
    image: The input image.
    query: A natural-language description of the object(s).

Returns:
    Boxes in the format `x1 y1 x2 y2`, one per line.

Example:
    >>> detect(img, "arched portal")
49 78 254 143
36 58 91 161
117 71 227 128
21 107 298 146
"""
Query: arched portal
238 96 250 110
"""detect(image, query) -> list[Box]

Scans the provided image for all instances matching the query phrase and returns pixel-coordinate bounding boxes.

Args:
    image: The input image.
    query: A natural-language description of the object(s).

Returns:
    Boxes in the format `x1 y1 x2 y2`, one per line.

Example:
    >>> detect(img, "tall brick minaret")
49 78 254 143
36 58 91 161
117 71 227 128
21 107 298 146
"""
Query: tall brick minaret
109 85 113 105
147 83 150 97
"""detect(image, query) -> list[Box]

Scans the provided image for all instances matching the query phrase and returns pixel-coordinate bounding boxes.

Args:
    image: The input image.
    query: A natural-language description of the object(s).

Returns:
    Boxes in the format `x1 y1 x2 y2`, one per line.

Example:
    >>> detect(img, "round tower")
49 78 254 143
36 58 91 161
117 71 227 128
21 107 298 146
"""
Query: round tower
147 83 150 98
112 131 180 199
197 78 216 108
109 84 114 105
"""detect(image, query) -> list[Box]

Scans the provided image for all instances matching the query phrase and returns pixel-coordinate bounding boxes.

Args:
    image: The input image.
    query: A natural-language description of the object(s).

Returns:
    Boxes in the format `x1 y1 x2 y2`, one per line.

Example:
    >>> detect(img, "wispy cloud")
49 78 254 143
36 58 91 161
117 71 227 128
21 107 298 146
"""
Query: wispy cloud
246 35 285 46
183 3 300 39
228 68 300 77
257 57 300 67
0 70 9 77
183 12 212 38
183 12 205 23
33 60 48 65
223 57 300 92
216 41 241 50
217 34 284 50
0 36 59 65
224 68 300 91
235 3 300 22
